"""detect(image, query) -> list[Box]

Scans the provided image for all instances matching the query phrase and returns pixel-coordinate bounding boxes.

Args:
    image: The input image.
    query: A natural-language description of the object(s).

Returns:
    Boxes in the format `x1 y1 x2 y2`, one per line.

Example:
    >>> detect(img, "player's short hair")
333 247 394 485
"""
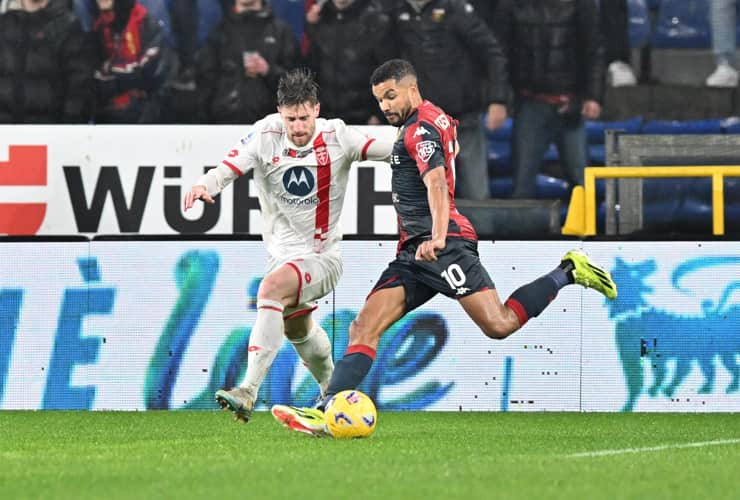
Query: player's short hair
277 68 319 107
370 59 417 86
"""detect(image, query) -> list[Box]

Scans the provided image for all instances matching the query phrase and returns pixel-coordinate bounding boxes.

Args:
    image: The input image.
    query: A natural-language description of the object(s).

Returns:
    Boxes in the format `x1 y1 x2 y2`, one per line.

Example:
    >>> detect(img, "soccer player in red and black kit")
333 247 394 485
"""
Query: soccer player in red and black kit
272 59 618 436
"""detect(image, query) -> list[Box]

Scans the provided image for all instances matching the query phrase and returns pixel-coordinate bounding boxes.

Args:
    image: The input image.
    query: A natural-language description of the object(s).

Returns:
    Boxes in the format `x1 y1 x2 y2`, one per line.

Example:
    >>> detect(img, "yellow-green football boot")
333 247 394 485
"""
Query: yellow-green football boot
271 405 330 437
562 249 618 300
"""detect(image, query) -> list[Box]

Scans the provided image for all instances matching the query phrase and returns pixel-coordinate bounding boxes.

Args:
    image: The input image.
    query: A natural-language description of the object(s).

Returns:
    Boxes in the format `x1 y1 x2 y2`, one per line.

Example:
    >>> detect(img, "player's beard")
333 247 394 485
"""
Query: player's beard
384 108 407 126
291 129 313 147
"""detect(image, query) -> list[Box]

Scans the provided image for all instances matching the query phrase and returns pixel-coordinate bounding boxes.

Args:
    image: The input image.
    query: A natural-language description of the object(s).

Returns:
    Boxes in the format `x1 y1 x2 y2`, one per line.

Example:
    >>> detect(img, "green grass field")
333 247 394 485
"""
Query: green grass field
1 411 738 499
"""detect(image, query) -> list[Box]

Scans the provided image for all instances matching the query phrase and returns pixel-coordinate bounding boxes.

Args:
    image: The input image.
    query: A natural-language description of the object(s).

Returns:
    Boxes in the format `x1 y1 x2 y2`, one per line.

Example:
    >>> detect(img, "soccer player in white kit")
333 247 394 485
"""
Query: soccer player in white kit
183 68 392 422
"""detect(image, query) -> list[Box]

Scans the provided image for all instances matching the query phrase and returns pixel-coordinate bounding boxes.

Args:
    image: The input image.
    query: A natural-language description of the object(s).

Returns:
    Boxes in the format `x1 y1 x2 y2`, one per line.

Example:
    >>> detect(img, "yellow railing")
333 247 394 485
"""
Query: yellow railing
562 166 740 236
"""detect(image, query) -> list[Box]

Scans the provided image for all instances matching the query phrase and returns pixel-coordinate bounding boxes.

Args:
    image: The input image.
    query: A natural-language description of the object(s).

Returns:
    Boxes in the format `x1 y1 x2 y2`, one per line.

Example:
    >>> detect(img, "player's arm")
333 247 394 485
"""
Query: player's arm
362 139 393 162
184 131 260 211
417 166 449 262
183 160 239 211
335 119 393 162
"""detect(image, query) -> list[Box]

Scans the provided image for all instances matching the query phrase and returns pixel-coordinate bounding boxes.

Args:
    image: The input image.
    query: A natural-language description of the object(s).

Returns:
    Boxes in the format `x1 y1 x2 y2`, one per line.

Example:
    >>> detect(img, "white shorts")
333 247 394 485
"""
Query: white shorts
267 249 343 320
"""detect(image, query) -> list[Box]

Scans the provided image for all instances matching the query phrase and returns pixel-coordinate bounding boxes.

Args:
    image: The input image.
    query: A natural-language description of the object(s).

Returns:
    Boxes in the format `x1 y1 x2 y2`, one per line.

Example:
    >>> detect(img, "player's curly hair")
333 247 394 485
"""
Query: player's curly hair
277 68 319 107
370 59 417 86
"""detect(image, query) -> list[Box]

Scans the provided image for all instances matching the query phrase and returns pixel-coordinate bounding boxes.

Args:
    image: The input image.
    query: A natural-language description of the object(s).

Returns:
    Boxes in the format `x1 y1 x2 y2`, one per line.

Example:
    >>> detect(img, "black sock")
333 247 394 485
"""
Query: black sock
558 259 576 283
505 269 564 327
318 346 375 411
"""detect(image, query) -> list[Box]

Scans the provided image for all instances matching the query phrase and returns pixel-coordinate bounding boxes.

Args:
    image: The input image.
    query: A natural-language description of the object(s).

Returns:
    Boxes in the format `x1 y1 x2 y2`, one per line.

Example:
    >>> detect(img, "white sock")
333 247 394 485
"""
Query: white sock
290 323 334 397
240 299 285 397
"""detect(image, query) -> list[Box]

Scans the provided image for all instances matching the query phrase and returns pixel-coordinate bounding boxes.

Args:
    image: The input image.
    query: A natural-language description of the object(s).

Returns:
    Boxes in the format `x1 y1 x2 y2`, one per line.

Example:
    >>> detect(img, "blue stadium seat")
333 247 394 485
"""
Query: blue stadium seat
721 117 740 134
586 116 643 144
488 175 570 199
72 0 94 32
485 118 513 141
652 0 711 49
197 0 224 47
140 0 175 47
487 141 512 175
270 0 307 41
628 0 651 48
641 119 722 134
589 144 605 165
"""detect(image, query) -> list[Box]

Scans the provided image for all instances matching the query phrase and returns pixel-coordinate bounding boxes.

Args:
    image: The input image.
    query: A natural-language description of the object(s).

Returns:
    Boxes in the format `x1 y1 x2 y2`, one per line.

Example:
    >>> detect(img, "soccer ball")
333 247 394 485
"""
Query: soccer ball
324 390 377 439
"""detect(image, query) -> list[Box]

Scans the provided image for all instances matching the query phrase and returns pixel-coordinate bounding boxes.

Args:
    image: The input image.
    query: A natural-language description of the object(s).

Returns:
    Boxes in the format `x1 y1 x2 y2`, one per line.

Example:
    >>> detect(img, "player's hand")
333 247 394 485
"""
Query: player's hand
183 185 214 211
415 238 445 262
485 103 507 130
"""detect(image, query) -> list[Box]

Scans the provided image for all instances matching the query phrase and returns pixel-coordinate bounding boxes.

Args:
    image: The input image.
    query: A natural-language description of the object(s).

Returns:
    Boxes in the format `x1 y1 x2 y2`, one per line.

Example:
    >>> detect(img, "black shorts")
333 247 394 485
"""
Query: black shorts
369 238 496 313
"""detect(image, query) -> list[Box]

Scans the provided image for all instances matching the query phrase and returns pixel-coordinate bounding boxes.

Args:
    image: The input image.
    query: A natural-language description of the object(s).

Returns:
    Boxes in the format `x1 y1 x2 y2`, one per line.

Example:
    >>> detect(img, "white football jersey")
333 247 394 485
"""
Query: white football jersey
197 113 385 262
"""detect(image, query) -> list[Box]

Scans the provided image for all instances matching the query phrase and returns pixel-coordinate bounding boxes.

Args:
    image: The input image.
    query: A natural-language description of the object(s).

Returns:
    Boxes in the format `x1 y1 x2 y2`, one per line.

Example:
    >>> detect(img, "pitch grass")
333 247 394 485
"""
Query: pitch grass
1 412 738 500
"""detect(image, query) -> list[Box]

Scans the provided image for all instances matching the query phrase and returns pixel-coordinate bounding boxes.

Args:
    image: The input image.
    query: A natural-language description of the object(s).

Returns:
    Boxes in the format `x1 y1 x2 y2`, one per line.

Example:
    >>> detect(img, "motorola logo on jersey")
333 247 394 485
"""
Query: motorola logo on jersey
283 166 315 196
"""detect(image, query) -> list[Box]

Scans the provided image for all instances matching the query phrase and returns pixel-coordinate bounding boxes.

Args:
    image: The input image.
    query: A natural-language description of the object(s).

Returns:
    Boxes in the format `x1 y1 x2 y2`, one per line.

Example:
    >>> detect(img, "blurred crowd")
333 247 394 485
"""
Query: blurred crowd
0 0 644 200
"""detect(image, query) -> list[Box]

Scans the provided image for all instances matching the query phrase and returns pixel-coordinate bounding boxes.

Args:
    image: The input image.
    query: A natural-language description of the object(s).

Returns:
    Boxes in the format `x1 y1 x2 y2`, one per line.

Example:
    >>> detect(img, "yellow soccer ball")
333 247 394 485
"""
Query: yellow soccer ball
324 390 377 439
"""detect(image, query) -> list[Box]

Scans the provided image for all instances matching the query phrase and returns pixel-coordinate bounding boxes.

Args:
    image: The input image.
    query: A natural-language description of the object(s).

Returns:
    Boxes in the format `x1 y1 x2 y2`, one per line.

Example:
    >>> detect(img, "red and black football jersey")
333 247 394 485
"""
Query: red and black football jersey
390 100 477 249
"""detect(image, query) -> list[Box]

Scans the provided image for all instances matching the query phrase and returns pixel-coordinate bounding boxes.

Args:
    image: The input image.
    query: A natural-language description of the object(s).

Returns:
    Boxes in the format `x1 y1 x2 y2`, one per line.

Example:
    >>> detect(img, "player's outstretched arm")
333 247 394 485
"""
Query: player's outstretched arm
364 139 394 162
183 185 215 211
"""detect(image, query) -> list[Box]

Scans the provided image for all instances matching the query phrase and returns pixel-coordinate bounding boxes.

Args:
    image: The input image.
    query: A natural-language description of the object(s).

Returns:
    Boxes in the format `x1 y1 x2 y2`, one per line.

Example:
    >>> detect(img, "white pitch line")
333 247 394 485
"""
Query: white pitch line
565 438 740 458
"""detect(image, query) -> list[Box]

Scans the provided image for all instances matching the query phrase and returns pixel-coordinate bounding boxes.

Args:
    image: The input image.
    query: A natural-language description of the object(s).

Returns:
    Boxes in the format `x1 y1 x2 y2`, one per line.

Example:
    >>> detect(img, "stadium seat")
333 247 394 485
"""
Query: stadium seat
488 174 570 199
652 0 711 49
641 118 723 134
270 0 307 41
589 144 605 165
487 141 512 175
197 0 224 47
72 0 94 32
139 0 175 47
586 116 643 144
721 117 740 134
485 117 513 141
628 0 651 49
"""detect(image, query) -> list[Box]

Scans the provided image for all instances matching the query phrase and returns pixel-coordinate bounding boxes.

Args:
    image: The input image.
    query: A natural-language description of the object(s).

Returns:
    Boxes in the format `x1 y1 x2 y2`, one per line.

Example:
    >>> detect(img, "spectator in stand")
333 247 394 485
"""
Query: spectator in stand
494 0 604 199
600 0 637 87
0 0 95 123
196 0 299 124
706 0 738 87
388 0 509 201
91 0 173 123
304 0 394 124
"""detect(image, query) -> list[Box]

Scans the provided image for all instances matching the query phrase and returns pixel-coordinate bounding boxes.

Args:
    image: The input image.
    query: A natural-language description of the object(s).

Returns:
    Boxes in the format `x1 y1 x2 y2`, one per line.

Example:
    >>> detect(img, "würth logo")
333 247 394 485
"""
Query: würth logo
0 145 47 235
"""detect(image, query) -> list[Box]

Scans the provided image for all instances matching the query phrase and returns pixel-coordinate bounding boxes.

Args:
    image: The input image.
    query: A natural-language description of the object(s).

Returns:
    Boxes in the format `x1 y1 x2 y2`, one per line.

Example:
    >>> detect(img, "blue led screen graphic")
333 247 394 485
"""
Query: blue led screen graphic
1 241 737 412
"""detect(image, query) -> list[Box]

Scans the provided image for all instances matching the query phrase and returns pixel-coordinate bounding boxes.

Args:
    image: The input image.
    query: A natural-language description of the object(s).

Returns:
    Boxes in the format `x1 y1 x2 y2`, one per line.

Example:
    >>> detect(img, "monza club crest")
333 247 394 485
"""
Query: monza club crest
416 141 436 163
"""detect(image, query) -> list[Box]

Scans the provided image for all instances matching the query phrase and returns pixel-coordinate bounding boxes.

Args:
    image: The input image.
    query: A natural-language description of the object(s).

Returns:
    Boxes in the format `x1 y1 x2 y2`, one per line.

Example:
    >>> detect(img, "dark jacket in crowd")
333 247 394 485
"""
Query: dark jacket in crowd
0 0 95 123
389 0 508 117
494 0 605 103
306 0 394 124
91 0 173 123
196 3 299 124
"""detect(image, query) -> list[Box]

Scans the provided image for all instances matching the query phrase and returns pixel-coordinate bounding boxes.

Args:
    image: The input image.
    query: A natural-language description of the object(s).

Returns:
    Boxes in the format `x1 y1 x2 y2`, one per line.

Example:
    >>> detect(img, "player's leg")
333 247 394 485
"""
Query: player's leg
281 251 343 397
284 313 334 397
460 249 617 338
215 263 300 421
272 257 429 436
320 285 407 404
271 285 407 436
